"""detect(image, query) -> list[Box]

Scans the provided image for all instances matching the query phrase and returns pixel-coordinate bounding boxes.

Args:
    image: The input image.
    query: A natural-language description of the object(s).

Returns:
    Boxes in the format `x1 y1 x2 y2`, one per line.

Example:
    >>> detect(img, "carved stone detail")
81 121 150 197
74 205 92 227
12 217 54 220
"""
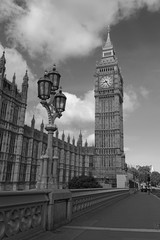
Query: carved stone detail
0 204 43 239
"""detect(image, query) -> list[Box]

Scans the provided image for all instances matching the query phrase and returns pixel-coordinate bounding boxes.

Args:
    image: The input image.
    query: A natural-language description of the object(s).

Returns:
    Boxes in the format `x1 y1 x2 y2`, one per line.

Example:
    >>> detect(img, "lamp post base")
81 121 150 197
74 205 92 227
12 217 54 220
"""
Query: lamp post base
37 154 59 190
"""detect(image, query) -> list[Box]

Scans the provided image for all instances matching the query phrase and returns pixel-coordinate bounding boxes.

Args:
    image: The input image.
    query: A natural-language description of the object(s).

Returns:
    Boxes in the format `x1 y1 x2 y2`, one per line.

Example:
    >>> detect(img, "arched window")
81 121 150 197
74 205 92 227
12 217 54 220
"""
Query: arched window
9 133 16 154
0 130 3 151
12 107 19 125
1 101 7 120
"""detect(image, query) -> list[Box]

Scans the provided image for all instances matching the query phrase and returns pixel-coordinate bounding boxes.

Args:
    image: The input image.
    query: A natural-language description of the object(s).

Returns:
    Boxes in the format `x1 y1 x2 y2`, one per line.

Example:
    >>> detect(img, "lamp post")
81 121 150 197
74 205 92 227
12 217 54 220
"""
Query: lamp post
37 65 66 189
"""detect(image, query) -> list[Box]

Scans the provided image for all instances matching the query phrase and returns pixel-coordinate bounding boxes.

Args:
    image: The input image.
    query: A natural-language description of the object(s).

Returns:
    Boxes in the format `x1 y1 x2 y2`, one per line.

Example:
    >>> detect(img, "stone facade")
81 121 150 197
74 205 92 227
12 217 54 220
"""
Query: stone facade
94 28 125 186
0 52 94 191
0 51 30 190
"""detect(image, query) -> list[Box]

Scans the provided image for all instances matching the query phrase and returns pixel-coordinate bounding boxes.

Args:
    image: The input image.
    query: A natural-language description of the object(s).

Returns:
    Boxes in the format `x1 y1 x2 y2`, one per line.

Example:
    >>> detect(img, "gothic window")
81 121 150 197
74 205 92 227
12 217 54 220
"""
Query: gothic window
19 163 27 182
9 106 13 122
9 133 16 154
63 151 66 183
30 164 37 183
19 139 28 182
42 143 47 155
0 130 3 151
5 155 14 182
30 141 38 183
1 100 7 120
12 106 19 125
22 138 29 157
32 141 38 160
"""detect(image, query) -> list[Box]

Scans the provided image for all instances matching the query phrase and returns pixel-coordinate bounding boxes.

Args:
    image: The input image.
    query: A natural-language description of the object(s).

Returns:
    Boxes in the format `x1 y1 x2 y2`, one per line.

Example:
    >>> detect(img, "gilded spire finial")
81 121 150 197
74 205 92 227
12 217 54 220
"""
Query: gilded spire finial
103 25 113 50
107 25 111 43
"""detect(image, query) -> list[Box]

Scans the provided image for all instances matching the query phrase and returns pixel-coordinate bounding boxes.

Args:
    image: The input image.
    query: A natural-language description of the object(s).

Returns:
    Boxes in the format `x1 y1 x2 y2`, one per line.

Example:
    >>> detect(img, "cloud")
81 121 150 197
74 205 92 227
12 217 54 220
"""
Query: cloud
139 86 149 98
87 134 95 145
124 87 139 117
1 0 160 64
57 90 94 125
124 147 130 152
0 0 24 22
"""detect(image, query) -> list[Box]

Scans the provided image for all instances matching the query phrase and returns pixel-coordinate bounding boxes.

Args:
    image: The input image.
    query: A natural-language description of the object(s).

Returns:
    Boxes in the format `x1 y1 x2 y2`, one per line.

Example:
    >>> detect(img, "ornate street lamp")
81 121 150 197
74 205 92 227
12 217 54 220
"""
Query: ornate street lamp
37 65 66 189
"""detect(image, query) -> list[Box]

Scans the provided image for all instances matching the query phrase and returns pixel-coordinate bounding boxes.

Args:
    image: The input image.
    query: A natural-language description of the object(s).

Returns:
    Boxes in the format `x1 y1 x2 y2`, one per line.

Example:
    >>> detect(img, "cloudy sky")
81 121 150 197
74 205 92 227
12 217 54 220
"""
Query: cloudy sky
0 0 160 171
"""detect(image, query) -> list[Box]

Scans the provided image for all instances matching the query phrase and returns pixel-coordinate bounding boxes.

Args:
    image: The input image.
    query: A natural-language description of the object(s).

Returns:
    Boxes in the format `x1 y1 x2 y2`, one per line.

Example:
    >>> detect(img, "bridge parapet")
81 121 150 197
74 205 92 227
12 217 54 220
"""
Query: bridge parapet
0 190 49 240
71 188 129 219
0 188 129 239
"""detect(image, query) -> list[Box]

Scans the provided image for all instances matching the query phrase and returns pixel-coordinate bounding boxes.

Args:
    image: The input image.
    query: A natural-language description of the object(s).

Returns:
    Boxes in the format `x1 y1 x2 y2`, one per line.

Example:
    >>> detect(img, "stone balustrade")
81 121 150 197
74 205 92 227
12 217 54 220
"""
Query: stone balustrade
0 188 129 239
71 188 129 218
0 190 49 240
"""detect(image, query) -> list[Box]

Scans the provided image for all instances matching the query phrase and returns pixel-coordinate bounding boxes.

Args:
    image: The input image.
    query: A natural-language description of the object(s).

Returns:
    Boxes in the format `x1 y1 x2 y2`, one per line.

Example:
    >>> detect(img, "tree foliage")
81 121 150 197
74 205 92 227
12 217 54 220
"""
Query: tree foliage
137 166 151 183
68 175 102 189
128 167 139 179
128 165 154 184
151 171 160 187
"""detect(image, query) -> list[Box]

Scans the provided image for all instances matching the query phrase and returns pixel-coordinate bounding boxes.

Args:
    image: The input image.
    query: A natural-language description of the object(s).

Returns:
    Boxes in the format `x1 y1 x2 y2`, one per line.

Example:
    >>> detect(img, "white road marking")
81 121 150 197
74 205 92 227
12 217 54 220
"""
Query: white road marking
64 225 160 233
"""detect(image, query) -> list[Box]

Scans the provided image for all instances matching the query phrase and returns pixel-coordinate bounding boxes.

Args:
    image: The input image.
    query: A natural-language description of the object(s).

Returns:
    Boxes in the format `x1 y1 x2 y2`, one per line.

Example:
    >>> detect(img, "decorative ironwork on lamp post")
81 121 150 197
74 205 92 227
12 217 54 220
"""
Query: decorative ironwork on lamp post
37 65 66 189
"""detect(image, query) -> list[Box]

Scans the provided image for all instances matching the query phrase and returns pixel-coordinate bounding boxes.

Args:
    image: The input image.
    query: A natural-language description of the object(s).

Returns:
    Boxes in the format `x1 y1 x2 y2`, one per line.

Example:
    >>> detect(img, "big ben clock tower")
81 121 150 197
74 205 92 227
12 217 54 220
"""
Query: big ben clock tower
94 27 125 186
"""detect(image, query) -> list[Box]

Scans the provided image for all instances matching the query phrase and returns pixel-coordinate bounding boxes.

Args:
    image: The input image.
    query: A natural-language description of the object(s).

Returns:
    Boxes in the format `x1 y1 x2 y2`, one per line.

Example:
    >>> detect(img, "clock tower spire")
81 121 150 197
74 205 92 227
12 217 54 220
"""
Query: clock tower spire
103 25 113 50
94 27 125 187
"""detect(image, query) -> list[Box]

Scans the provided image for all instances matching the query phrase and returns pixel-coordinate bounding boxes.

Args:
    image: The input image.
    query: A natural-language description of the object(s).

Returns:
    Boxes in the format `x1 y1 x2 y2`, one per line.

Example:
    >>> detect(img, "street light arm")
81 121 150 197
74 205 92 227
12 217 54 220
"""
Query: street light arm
41 100 61 125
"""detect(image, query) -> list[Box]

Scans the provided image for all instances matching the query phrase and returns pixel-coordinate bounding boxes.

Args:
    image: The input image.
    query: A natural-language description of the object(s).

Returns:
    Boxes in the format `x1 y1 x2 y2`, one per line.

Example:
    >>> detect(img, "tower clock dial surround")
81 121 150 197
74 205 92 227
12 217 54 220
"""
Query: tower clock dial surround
100 75 113 88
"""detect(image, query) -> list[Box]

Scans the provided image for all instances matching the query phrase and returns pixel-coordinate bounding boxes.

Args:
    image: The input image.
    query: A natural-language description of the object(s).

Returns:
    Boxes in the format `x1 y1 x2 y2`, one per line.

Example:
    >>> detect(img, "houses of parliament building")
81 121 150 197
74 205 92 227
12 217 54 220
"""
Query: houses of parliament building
0 29 125 191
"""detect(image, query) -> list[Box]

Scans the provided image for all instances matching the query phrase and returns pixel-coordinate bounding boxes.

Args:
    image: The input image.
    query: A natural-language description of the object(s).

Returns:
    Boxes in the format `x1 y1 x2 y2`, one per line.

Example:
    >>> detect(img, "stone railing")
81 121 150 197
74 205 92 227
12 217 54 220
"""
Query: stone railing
0 190 49 240
71 188 129 218
0 188 129 239
0 189 72 240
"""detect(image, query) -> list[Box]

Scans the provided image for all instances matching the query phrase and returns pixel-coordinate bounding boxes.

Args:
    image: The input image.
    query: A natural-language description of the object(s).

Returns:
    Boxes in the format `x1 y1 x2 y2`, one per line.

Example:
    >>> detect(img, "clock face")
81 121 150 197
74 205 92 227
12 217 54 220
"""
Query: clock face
100 76 113 88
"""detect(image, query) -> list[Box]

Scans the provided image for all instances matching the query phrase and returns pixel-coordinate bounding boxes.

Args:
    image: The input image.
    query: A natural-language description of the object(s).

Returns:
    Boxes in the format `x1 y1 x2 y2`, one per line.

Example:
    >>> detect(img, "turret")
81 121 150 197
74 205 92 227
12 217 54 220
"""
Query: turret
40 120 44 132
72 137 75 146
11 73 17 94
22 70 29 103
77 130 82 147
56 129 59 138
31 115 35 129
0 51 6 90
67 134 70 143
62 131 65 141
12 73 16 85
85 139 88 148
0 51 6 77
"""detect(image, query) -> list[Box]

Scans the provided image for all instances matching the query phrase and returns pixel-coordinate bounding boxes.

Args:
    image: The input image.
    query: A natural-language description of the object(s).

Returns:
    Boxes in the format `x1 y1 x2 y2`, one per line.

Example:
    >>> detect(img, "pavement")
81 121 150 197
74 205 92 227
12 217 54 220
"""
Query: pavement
32 191 160 240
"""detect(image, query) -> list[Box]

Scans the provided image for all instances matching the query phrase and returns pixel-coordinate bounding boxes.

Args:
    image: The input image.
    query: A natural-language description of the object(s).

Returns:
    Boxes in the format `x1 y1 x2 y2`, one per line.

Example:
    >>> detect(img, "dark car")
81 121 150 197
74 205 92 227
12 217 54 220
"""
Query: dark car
141 184 147 192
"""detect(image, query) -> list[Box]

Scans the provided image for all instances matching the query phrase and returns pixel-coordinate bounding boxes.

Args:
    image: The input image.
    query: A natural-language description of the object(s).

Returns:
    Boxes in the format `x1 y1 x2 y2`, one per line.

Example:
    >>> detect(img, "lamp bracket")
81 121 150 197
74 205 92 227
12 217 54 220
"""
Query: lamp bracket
40 100 60 125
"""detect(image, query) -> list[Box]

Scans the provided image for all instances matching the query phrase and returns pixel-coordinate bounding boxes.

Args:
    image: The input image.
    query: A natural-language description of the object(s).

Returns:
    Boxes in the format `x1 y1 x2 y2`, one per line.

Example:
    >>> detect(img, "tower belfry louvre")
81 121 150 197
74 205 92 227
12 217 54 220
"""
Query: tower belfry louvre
94 27 125 186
